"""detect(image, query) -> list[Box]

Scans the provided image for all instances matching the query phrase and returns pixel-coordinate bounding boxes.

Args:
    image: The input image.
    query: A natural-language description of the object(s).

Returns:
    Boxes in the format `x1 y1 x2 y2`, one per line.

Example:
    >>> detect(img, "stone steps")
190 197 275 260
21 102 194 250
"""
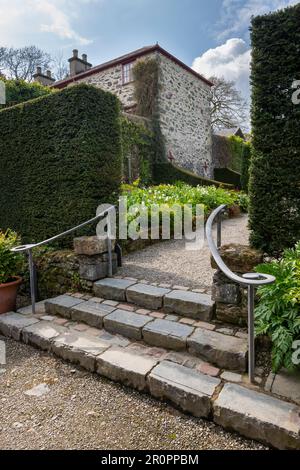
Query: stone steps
44 294 248 372
94 278 215 321
0 309 299 450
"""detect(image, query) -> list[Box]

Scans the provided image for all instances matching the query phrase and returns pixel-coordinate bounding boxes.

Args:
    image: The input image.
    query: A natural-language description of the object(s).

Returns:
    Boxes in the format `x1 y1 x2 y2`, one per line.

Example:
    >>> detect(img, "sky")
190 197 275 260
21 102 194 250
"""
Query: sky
0 0 299 106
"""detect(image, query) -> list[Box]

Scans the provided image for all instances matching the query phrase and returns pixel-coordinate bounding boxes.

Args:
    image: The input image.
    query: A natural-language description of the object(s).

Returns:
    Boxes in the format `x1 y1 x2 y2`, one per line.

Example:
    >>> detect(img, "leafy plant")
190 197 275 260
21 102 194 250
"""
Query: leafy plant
0 230 24 284
255 242 300 372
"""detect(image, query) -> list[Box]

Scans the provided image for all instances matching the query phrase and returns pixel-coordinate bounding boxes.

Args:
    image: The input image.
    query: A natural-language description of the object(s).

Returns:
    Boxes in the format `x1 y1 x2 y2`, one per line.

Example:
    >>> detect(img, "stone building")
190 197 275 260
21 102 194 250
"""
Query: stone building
36 45 213 177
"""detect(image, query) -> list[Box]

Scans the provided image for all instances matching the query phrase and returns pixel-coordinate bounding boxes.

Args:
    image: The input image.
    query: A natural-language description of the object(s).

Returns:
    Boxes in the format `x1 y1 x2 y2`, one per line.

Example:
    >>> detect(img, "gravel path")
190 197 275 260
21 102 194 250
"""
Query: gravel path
0 338 266 450
119 215 249 292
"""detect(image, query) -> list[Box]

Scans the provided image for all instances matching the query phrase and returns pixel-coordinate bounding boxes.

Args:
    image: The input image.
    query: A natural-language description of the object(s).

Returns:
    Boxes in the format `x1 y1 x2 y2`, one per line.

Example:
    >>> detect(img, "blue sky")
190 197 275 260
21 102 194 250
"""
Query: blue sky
0 0 298 102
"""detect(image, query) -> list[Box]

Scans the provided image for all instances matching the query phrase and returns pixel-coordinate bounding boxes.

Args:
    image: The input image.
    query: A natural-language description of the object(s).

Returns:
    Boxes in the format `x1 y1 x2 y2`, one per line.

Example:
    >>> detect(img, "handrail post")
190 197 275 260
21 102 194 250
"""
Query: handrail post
27 248 36 315
107 211 113 278
248 284 255 383
217 214 222 249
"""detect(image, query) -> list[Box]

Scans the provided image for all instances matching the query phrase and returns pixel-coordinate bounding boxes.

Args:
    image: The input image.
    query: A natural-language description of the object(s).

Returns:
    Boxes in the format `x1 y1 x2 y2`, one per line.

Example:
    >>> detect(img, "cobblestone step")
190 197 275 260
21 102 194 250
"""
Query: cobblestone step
94 278 215 321
44 295 247 371
1 309 299 450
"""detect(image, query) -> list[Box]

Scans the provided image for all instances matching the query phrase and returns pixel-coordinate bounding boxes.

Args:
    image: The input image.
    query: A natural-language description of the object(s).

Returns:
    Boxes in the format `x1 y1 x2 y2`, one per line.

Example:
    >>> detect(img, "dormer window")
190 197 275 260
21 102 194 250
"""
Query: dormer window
122 62 134 85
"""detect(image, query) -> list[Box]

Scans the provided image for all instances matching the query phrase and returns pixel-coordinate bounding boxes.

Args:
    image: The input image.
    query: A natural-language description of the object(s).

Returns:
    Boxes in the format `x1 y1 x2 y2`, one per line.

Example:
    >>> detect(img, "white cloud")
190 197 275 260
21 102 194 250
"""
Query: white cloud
192 38 251 99
0 0 98 46
218 0 299 39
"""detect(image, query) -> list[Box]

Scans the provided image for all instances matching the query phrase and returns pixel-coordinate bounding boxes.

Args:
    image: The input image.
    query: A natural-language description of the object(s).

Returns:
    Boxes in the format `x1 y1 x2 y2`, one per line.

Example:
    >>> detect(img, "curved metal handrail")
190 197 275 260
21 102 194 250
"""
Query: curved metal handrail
205 205 275 383
12 205 115 316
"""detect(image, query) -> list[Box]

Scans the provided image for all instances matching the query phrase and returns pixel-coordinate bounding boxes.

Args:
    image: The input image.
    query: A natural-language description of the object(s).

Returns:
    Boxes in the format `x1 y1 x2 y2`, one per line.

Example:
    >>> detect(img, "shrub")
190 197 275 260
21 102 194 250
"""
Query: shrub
0 84 122 245
0 78 53 108
240 142 251 192
255 242 300 372
249 4 300 253
0 230 24 284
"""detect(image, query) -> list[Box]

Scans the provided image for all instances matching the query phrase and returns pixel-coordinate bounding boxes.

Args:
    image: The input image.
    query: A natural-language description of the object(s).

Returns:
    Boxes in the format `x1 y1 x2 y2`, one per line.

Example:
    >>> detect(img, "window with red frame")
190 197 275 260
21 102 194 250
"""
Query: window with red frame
122 62 134 85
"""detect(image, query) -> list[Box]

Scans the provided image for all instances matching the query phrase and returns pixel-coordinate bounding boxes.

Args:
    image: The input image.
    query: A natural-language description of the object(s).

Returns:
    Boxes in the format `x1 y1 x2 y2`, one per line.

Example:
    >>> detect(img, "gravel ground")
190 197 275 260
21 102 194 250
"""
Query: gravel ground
118 215 249 291
0 338 267 450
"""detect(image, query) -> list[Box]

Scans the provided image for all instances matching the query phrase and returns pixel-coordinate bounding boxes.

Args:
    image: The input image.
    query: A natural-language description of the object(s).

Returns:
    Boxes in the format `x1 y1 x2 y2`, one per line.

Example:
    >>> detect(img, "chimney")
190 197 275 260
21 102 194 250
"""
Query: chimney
68 49 92 76
33 67 55 86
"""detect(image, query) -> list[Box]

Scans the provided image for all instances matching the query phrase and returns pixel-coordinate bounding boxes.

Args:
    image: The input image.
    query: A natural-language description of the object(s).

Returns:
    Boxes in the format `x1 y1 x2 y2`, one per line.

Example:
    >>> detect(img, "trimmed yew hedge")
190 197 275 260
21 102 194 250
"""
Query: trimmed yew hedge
0 84 122 244
249 4 300 253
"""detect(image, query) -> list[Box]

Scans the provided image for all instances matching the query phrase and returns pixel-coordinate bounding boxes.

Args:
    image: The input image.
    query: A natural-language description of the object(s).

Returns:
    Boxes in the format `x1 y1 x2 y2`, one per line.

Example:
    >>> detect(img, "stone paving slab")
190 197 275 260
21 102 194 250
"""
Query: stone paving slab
271 370 300 405
52 331 111 371
164 290 215 321
188 328 248 371
45 295 85 318
126 284 171 310
94 278 137 301
71 301 115 328
143 319 194 351
96 348 158 391
213 383 300 450
22 321 67 351
148 360 221 418
0 313 39 341
17 301 47 316
104 309 154 341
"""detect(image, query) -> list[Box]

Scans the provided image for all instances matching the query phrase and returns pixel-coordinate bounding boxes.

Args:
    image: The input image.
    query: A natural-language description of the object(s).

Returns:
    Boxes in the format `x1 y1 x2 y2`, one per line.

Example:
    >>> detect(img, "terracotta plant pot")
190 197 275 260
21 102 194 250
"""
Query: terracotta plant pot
0 277 22 314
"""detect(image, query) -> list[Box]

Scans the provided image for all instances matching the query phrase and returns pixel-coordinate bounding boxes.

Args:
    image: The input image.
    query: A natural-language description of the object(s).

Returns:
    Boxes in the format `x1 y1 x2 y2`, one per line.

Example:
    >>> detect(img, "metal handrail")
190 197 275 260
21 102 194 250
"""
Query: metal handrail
11 206 115 316
206 205 275 383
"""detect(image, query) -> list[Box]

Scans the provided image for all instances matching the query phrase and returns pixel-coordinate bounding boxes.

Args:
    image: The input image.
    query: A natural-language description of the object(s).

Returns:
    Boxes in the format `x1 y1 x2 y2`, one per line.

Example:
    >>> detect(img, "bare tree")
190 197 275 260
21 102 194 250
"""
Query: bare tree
209 76 248 131
51 50 69 81
1 46 51 81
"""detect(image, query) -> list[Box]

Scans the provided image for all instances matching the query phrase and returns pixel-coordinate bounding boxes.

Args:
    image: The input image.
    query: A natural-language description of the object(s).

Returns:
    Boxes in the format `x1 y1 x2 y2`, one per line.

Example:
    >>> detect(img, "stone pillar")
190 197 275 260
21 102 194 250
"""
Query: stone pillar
74 236 117 282
211 244 263 326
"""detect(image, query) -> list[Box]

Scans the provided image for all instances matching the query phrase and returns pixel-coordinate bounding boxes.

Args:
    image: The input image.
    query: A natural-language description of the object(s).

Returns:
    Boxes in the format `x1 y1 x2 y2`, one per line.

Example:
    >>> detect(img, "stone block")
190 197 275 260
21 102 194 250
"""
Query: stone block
74 236 116 256
148 361 221 418
271 370 300 405
94 278 137 301
213 383 300 450
216 303 247 326
104 309 153 340
17 301 47 316
52 331 111 371
126 284 171 310
143 319 194 351
71 301 115 328
164 290 214 320
188 328 248 371
22 321 66 350
211 244 263 274
78 253 117 281
0 313 39 341
45 295 85 318
96 348 158 391
212 283 241 305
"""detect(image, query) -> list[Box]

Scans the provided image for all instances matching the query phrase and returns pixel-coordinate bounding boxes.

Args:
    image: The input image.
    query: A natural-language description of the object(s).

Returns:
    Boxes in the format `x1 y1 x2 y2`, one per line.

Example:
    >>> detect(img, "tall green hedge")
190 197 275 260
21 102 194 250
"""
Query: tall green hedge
249 4 300 253
0 84 122 244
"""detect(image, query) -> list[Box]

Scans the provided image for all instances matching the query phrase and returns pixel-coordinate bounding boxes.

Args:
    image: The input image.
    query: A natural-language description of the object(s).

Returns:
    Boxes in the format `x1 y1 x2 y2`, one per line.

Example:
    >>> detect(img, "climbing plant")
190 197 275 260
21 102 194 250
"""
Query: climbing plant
133 58 160 118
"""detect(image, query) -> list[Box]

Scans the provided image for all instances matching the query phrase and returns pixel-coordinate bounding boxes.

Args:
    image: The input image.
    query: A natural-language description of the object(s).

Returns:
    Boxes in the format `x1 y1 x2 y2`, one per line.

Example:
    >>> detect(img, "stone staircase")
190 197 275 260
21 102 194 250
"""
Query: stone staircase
1 278 300 449
44 278 248 372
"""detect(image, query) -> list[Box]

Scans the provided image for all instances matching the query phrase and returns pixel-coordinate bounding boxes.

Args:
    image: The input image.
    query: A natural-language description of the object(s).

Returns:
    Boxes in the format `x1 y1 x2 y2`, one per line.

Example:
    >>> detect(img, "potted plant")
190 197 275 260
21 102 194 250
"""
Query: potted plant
0 230 24 314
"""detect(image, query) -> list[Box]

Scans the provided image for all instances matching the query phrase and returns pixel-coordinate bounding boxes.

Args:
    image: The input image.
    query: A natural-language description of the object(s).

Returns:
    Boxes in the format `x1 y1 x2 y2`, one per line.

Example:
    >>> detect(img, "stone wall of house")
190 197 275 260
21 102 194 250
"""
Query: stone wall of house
70 60 143 109
157 54 213 177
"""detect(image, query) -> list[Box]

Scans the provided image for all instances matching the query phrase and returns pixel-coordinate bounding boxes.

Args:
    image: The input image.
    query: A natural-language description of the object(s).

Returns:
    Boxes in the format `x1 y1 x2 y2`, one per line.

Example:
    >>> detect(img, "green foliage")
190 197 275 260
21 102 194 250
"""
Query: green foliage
122 182 248 219
133 59 159 117
0 78 53 108
0 84 122 245
255 242 300 372
0 230 24 284
249 4 300 253
227 135 246 172
121 116 153 185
